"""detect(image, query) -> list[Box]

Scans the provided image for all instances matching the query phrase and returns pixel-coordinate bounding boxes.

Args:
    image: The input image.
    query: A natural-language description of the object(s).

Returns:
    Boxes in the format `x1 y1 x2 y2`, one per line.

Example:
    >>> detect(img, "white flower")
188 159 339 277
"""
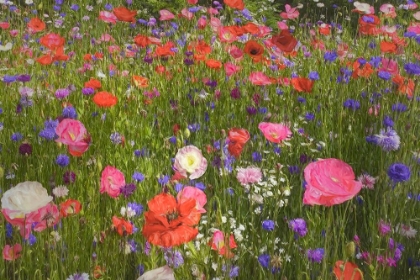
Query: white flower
52 186 69 198
1 181 53 219
138 265 175 280
173 145 207 179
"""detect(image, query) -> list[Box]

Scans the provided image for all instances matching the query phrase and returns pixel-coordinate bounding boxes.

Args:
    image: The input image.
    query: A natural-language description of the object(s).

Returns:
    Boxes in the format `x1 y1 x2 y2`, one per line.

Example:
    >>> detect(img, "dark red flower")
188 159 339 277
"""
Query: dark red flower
270 30 298 53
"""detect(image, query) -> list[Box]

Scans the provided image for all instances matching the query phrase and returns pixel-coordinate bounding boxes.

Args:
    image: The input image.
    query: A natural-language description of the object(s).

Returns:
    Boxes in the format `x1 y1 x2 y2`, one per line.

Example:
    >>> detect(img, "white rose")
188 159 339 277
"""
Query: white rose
1 181 53 219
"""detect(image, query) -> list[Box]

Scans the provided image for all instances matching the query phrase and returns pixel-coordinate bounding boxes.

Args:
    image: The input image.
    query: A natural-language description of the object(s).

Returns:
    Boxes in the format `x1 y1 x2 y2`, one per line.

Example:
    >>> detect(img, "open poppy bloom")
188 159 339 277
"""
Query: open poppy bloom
209 230 237 258
291 77 314 93
270 30 298 53
93 91 118 108
142 193 201 248
333 260 363 280
60 199 82 217
227 128 250 158
27 17 46 33
112 216 133 236
244 40 264 62
113 7 137 23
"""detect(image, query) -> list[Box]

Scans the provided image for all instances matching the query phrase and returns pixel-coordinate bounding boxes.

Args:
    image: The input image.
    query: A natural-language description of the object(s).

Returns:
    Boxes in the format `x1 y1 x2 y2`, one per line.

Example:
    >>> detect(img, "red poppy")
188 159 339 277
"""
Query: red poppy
333 261 363 280
84 78 102 89
392 75 414 97
142 193 201 248
191 40 212 56
60 199 82 217
112 216 134 236
380 41 397 54
242 22 259 35
205 59 222 69
291 77 314 93
224 25 245 37
155 41 175 57
358 15 380 36
132 75 149 88
134 34 151 48
27 17 46 33
113 6 137 23
227 128 250 158
243 40 264 62
352 61 374 79
224 0 245 10
93 91 118 108
40 33 65 50
270 30 298 53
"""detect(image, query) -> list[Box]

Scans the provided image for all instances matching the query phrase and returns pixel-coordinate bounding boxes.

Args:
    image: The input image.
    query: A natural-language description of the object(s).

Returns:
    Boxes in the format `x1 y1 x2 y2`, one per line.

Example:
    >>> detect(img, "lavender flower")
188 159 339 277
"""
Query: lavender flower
289 218 307 237
307 248 325 263
262 220 275 231
372 127 400 151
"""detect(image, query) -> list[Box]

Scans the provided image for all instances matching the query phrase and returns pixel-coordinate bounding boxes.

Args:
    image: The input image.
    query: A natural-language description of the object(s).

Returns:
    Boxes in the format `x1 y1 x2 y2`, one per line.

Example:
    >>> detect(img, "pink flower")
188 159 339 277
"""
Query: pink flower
99 11 117 24
380 4 396 18
99 33 115 43
210 230 237 258
55 119 90 157
159 9 175 21
357 174 376 189
236 167 262 186
303 158 362 206
100 166 126 198
379 58 399 75
407 22 420 35
218 27 238 43
2 244 22 261
173 145 207 180
0 22 10 30
280 4 299 20
177 186 207 213
188 0 198 4
197 16 207 29
414 11 420 21
277 21 289 30
224 62 240 77
379 220 391 235
258 122 292 143
210 17 222 32
138 265 175 280
249 72 272 86
227 45 243 60
180 8 194 20
29 203 60 233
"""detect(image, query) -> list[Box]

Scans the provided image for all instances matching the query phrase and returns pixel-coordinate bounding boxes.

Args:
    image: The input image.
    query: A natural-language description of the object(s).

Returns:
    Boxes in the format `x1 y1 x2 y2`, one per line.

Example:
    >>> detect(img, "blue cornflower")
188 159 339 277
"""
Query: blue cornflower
373 127 400 151
2 75 17 83
252 152 262 162
370 56 381 68
288 165 300 174
378 71 392 80
392 103 407 112
56 154 70 167
343 99 360 110
174 183 184 193
324 51 337 62
27 234 37 246
104 3 113 10
127 202 143 216
110 132 123 145
305 112 315 121
82 87 95 95
308 71 320 80
62 106 77 119
6 223 13 238
164 250 184 268
289 218 307 237
70 4 79 11
383 115 394 128
297 97 306 103
158 175 170 185
195 182 206 191
262 220 275 231
11 132 23 142
258 254 270 268
388 163 410 183
132 172 145 183
188 123 200 132
404 62 420 75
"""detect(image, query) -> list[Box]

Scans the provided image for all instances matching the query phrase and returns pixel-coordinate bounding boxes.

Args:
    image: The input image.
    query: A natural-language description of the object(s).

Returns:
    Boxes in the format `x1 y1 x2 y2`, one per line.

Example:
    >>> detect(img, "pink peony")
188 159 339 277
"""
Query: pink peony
2 244 22 261
55 119 90 157
159 9 175 21
99 11 117 24
177 186 207 213
249 72 272 86
236 167 262 186
303 158 362 206
258 122 292 143
173 145 207 180
100 166 126 198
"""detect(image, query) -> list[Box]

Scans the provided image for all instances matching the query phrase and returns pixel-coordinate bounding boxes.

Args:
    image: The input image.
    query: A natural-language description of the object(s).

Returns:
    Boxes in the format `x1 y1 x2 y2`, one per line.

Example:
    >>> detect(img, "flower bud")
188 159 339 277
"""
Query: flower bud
346 241 356 258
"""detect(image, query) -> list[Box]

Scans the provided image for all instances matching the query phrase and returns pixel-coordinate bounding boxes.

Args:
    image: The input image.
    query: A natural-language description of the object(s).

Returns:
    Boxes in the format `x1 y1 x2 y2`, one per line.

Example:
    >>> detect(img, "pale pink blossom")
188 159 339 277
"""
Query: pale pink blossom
177 186 207 213
380 4 396 18
379 58 399 75
249 72 271 86
197 16 207 29
99 11 117 24
357 174 376 189
210 17 222 32
280 4 299 20
137 265 175 280
236 167 262 186
55 119 90 157
353 2 375 14
398 224 417 238
181 8 194 20
100 166 126 198
277 21 288 30
414 11 420 21
159 10 175 21
2 244 22 261
224 62 240 77
173 145 207 180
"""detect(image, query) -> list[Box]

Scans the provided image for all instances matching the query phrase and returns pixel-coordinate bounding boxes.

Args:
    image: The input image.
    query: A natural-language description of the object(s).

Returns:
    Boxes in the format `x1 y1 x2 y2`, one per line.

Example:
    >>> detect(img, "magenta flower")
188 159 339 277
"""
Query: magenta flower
258 122 292 144
55 119 91 157
100 166 126 198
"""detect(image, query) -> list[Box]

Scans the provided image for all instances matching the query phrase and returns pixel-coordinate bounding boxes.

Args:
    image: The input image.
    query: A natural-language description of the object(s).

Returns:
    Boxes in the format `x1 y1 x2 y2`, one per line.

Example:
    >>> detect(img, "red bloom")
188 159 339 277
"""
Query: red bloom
112 216 133 236
227 128 250 158
358 15 380 36
113 6 137 23
84 78 102 89
93 91 118 108
27 17 46 33
60 199 82 217
142 193 201 248
40 33 65 50
291 77 314 93
380 41 397 54
243 40 264 62
205 59 222 69
270 30 298 53
224 0 245 10
134 34 151 48
333 261 363 280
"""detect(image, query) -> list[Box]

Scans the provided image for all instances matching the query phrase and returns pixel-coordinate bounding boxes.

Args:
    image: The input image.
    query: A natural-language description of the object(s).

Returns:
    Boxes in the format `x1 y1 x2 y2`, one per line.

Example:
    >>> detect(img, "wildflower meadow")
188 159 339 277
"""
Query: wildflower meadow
1 0 420 279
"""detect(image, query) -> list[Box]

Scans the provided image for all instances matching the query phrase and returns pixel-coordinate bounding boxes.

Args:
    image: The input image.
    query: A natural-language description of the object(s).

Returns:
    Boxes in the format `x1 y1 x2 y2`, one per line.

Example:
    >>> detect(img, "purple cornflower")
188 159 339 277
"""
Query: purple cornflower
164 250 184 268
324 51 337 62
258 254 270 268
56 154 70 167
383 115 394 127
378 71 392 80
246 106 257 115
307 248 325 263
82 87 95 95
252 152 262 162
304 112 315 121
262 220 275 231
127 202 143 216
66 272 89 280
289 218 307 237
55 88 70 99
308 71 320 80
379 220 392 235
392 103 407 112
120 183 136 197
387 163 410 183
17 74 31 82
110 132 123 145
372 127 400 151
158 175 170 185
11 132 23 142
230 87 241 99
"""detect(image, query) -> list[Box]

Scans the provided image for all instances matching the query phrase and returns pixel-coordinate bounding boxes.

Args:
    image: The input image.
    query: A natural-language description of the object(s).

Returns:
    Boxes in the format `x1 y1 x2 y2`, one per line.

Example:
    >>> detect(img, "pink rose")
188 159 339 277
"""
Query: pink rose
2 244 22 261
55 119 90 157
99 11 117 24
258 122 292 143
177 186 207 213
100 166 126 198
303 158 362 206
236 167 262 186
